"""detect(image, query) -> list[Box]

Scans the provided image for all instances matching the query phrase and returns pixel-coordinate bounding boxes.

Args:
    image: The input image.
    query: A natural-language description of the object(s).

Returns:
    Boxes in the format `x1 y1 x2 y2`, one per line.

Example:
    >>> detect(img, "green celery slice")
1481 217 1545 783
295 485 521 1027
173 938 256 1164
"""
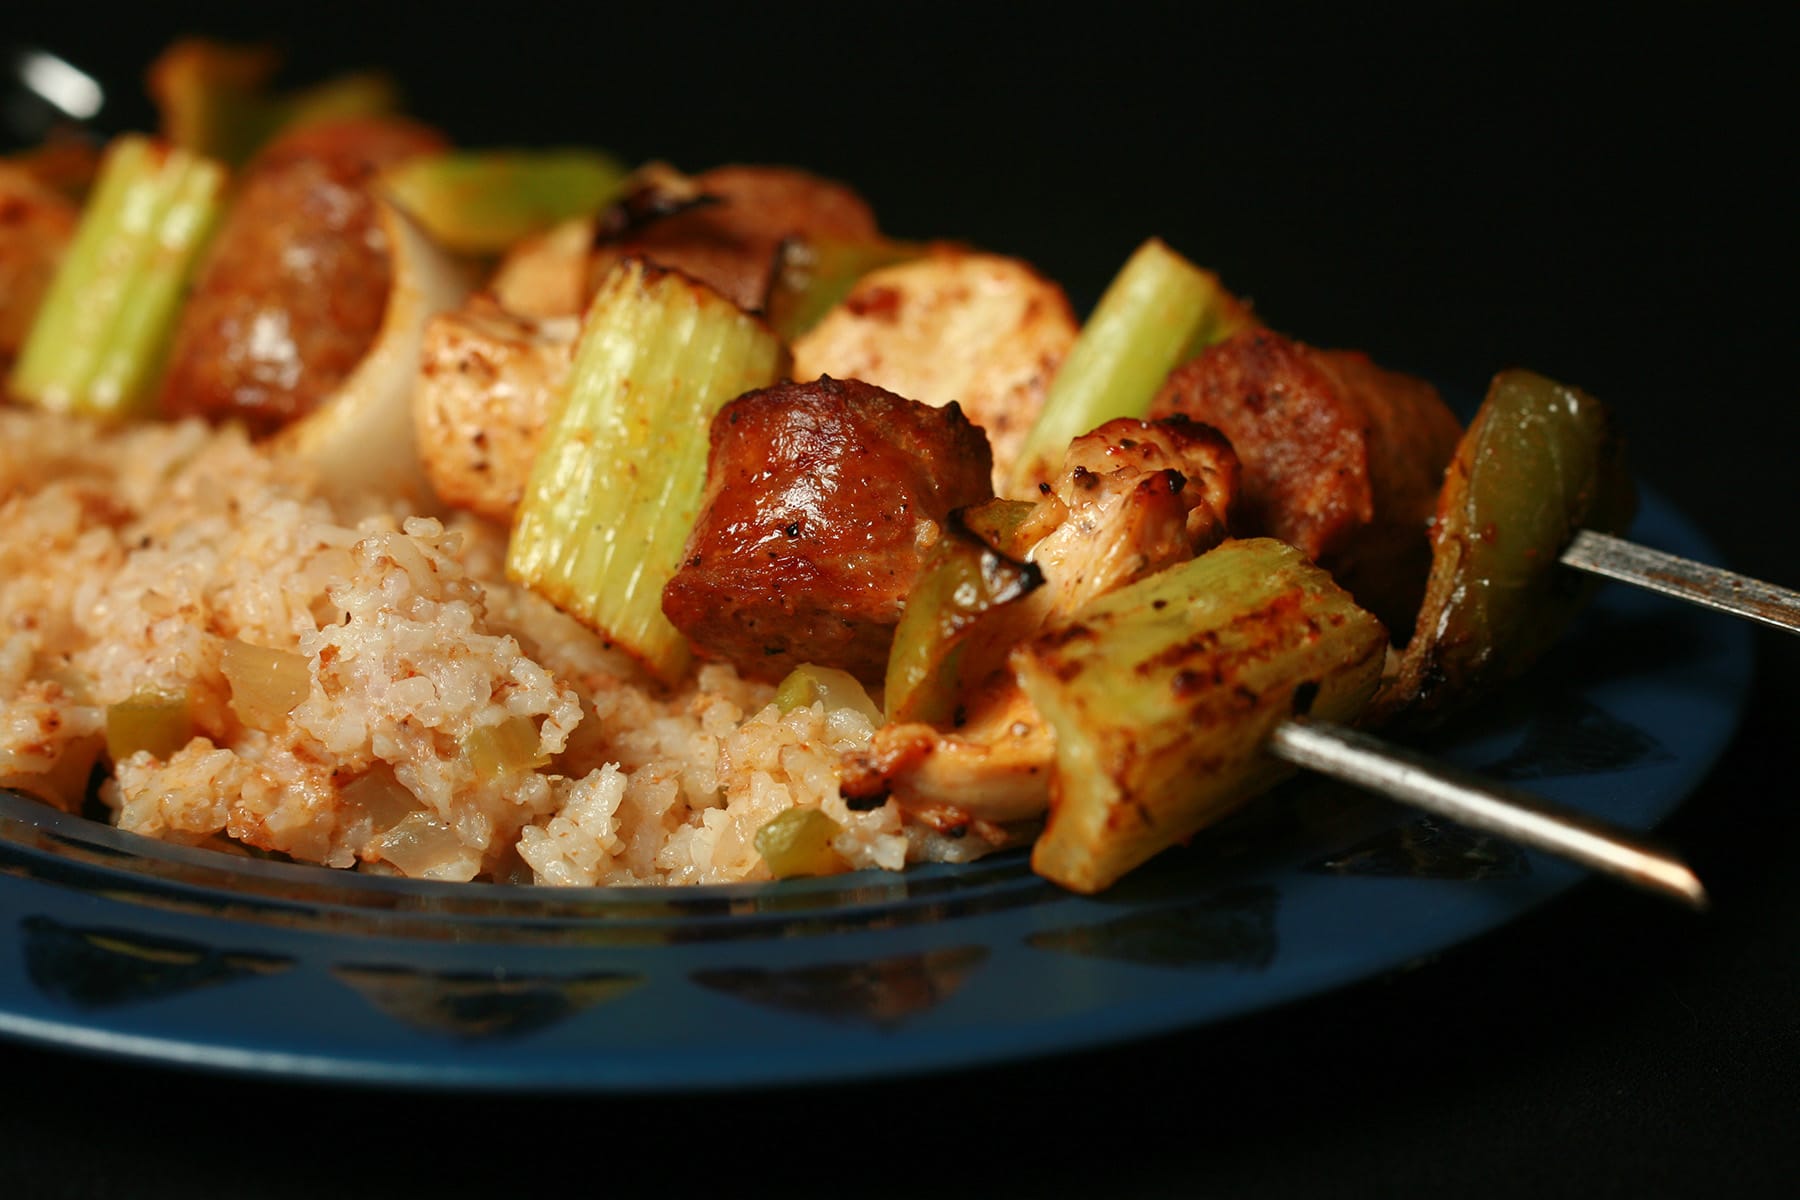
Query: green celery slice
754 808 847 878
1016 538 1387 893
105 690 195 762
774 665 883 724
9 136 225 417
1008 238 1250 494
383 149 631 255
507 259 788 683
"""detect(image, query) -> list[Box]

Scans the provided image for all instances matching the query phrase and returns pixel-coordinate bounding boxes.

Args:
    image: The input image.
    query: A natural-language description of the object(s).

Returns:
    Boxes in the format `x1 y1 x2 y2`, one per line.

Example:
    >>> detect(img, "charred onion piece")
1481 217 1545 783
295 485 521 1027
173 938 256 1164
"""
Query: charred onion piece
1375 368 1635 723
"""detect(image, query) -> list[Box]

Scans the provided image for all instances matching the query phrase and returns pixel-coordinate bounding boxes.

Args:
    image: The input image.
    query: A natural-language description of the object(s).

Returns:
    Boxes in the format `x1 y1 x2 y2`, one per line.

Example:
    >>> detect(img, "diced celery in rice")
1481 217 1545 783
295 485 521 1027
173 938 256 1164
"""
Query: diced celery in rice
105 689 195 762
755 807 849 879
774 664 883 724
1 408 904 887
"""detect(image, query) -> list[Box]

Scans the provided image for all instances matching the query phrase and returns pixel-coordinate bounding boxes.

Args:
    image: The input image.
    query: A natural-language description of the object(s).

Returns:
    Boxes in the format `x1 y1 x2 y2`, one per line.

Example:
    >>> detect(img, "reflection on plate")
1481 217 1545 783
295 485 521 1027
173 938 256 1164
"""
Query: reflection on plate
0 491 1751 1091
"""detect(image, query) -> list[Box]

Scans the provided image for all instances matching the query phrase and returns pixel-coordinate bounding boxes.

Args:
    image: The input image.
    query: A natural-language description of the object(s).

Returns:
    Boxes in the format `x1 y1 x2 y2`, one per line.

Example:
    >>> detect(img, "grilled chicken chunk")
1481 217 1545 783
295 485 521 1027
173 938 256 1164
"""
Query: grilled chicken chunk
1150 328 1461 630
413 295 578 522
791 248 1078 491
490 216 596 319
0 166 77 369
159 117 447 432
589 165 879 312
844 676 1054 825
841 416 1242 824
1052 416 1239 559
662 376 994 684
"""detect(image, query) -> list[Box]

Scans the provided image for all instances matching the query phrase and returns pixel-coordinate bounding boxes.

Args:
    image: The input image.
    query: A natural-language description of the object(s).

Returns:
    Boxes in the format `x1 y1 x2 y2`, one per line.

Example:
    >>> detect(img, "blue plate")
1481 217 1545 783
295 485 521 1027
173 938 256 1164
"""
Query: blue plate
0 491 1751 1091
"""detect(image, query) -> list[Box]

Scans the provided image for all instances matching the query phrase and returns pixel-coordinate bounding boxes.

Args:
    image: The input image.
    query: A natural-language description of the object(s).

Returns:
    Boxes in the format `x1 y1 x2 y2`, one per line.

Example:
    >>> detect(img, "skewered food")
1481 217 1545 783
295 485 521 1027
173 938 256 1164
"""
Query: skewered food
0 40 1639 892
662 375 995 685
1150 327 1463 631
159 117 446 431
791 247 1079 490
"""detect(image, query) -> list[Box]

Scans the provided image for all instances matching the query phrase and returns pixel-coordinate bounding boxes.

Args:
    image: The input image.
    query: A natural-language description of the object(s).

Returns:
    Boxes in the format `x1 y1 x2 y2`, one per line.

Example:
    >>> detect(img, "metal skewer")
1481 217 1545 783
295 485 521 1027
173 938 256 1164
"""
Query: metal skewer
1268 716 1709 910
1560 530 1800 637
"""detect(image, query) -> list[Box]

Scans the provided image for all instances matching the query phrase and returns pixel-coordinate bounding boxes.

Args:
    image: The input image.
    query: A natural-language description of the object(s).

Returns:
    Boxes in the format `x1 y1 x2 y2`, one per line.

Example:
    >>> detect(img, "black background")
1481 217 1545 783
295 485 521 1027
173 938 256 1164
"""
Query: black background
3 4 1794 1196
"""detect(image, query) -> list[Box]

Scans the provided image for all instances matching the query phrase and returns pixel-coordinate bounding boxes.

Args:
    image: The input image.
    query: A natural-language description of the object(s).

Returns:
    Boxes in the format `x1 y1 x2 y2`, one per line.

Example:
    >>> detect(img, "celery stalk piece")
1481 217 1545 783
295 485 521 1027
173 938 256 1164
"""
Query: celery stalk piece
1008 238 1250 494
1015 538 1388 894
383 150 631 255
507 259 789 683
9 137 226 418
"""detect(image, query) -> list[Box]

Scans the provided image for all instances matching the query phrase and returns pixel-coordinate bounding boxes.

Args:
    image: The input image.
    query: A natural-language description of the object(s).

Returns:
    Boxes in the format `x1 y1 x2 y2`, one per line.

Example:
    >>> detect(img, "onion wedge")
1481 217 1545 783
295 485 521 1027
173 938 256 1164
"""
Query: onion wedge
276 197 472 510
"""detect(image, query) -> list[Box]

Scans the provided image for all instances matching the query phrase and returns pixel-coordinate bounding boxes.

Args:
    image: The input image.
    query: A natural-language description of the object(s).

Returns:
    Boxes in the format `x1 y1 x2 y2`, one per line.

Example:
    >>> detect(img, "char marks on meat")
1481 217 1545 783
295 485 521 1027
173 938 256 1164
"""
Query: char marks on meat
590 165 879 313
662 376 995 684
1150 328 1461 631
159 118 447 433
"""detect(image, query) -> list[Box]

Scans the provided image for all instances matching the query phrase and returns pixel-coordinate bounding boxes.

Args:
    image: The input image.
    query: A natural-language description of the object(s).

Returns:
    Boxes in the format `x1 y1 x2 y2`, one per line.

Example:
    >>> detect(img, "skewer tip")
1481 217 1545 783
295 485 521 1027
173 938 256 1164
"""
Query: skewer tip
1656 862 1710 913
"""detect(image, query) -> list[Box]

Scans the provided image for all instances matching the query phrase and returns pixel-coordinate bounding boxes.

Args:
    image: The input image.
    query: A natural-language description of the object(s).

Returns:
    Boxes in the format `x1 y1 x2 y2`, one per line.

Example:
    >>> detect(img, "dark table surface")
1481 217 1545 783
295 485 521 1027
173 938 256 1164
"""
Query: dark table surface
4 7 1794 1196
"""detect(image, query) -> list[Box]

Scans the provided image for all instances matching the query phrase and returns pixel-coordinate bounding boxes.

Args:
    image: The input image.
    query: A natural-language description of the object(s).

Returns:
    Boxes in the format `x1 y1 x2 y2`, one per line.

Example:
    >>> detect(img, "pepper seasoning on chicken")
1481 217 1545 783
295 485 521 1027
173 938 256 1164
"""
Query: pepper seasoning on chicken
839 414 1243 832
1149 328 1462 631
662 376 995 685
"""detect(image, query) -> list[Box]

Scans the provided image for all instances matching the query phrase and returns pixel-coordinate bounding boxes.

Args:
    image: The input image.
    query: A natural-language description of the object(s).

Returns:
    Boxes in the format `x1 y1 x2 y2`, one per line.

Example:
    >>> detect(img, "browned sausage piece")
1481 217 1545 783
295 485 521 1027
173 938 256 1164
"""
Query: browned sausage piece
0 166 78 369
663 376 995 684
1149 328 1461 630
159 118 447 433
590 165 880 313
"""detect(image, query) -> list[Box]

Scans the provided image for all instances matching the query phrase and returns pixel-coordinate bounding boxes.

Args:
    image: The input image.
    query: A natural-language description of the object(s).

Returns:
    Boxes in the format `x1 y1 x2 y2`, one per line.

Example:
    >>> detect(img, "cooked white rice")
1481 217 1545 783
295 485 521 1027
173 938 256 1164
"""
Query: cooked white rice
0 407 924 885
